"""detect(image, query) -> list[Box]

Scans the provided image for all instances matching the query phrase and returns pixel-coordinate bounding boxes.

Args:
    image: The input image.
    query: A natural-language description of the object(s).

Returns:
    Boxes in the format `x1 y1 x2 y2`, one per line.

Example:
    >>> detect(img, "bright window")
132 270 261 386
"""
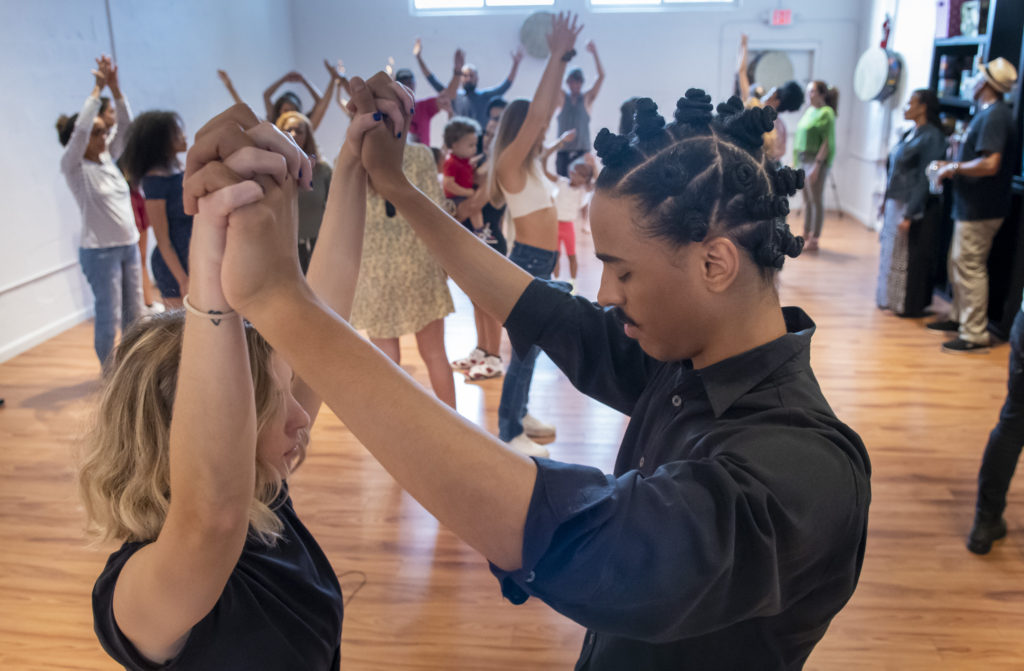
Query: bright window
590 0 735 7
413 0 554 9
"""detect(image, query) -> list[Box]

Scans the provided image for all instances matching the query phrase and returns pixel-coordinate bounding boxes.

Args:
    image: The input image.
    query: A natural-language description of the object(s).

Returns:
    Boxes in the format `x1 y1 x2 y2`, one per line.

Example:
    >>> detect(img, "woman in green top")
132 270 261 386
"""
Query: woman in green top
794 80 838 251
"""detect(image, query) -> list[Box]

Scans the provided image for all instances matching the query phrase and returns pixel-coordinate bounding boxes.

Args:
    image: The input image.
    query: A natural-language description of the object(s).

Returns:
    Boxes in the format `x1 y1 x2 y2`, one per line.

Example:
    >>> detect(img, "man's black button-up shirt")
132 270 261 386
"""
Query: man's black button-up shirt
491 280 871 671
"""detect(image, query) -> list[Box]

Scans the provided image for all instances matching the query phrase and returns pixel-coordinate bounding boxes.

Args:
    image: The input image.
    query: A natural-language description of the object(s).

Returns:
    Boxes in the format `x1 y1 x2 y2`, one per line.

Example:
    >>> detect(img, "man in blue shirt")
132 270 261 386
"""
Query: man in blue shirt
415 38 524 129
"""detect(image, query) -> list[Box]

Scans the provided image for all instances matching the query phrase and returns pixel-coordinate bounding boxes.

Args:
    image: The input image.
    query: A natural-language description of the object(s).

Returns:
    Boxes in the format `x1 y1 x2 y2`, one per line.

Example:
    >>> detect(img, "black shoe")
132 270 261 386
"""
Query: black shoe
942 337 989 353
967 514 1007 554
926 319 959 332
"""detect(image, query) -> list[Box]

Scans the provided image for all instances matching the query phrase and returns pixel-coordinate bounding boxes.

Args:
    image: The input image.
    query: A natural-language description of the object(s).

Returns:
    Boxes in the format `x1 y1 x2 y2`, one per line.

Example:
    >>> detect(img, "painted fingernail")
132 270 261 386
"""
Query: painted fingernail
410 107 415 114
373 112 382 121
299 167 303 180
397 131 402 138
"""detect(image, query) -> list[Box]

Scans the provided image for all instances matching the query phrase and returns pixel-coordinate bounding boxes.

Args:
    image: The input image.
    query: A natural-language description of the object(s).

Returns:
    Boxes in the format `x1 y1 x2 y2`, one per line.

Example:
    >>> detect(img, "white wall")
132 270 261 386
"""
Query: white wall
290 0 864 195
844 0 938 230
0 0 294 362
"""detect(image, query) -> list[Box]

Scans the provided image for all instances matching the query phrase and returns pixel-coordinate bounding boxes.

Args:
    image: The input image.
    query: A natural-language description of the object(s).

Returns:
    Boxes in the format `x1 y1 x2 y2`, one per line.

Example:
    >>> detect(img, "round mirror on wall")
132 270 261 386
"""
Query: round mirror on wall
748 51 796 91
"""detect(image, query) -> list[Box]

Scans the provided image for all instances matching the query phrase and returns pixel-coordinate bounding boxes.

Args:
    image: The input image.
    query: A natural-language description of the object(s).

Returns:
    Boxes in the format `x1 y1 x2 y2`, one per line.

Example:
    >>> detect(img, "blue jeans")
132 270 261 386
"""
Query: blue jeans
79 244 144 365
498 243 564 441
976 309 1024 516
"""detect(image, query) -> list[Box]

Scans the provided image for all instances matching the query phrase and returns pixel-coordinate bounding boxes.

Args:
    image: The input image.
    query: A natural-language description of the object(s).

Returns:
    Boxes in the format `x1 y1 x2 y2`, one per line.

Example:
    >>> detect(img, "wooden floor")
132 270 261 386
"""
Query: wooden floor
2 213 1023 670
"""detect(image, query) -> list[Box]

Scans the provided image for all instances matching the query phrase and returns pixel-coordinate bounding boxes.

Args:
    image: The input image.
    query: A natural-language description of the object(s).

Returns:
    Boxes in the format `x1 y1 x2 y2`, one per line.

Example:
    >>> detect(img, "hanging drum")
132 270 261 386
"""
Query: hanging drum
519 11 554 59
854 16 903 102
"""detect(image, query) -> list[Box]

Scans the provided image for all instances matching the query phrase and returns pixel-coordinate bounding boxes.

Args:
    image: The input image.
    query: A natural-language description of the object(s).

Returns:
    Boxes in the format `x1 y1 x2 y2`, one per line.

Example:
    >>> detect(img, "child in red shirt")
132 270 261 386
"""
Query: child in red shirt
442 117 486 237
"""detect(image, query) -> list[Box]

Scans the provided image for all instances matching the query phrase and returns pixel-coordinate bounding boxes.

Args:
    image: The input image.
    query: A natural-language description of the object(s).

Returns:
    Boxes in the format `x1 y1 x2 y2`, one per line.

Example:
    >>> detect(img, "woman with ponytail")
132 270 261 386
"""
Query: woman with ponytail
57 55 144 368
189 49 871 666
877 89 947 316
794 80 839 250
485 13 585 457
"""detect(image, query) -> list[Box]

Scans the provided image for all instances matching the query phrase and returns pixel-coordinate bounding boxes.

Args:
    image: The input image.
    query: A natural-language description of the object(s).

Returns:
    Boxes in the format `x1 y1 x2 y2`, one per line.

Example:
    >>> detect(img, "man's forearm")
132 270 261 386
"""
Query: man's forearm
248 285 536 570
389 183 532 322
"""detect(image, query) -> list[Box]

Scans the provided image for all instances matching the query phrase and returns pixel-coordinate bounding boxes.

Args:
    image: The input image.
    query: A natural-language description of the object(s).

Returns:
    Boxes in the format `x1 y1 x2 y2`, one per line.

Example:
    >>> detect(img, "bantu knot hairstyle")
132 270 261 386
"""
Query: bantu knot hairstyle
594 89 804 277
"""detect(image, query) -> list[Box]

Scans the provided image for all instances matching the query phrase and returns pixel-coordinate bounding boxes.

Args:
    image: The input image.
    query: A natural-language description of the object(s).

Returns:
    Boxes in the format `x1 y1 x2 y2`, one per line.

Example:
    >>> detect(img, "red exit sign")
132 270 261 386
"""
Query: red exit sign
771 9 793 26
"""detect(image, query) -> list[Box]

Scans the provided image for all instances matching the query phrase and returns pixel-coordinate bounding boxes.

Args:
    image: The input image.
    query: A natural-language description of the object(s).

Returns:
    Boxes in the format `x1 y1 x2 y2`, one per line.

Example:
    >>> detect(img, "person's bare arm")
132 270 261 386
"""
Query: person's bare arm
737 34 752 100
440 49 466 102
262 72 294 120
294 72 323 109
414 38 447 93
496 13 583 190
506 46 524 85
217 70 245 106
936 152 1003 180
540 130 576 183
291 103 382 423
583 41 605 110
111 158 274 664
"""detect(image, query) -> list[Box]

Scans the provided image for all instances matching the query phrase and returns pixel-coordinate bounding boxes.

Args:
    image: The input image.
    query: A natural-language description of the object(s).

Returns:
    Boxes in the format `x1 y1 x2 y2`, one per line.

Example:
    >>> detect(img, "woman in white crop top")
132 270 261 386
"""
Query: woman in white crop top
486 13 584 457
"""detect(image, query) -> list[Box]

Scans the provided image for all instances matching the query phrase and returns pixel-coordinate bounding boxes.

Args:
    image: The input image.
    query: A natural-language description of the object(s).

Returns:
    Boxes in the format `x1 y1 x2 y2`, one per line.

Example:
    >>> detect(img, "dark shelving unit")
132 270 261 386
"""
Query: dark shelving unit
928 0 1024 339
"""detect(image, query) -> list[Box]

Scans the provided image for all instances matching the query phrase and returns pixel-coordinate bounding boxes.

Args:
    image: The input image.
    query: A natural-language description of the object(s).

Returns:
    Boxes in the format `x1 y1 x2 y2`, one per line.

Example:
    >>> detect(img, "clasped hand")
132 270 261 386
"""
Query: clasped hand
181 73 414 316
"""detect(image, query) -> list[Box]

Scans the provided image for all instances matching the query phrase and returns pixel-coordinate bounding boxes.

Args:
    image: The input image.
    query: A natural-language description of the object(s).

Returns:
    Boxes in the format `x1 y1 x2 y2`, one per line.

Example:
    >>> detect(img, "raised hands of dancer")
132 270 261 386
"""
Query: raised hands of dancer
338 77 390 167
182 104 311 313
91 55 111 90
97 55 120 95
351 72 415 198
546 11 583 59
325 59 346 83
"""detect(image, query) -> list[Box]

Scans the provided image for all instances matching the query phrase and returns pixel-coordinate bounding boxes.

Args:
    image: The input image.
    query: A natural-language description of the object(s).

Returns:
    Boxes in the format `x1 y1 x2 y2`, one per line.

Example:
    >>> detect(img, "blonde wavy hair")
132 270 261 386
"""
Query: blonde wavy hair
78 311 289 546
275 110 319 157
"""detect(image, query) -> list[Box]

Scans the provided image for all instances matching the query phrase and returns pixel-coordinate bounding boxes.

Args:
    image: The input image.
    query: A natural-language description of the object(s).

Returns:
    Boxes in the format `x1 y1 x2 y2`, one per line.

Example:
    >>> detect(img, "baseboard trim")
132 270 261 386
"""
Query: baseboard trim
0 308 93 363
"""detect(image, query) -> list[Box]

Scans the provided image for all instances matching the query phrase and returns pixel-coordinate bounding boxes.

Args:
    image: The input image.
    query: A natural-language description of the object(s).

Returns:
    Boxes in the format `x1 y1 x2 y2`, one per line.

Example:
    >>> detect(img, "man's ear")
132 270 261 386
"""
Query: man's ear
701 236 741 294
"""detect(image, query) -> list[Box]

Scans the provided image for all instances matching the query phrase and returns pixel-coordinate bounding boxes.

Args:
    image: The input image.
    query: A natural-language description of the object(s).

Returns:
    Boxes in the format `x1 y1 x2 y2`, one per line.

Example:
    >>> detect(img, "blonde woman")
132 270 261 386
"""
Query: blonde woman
487 13 583 457
276 111 333 273
79 84 397 669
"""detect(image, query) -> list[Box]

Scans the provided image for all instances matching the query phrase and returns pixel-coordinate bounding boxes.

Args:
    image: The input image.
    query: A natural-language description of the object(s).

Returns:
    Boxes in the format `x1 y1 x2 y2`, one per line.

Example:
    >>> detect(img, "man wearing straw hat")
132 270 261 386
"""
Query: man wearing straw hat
928 56 1018 353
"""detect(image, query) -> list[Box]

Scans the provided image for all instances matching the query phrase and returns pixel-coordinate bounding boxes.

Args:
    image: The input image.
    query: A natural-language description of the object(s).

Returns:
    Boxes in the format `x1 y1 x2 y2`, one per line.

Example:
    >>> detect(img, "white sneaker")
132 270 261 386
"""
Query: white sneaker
467 355 503 380
451 347 486 371
522 413 555 438
508 433 550 458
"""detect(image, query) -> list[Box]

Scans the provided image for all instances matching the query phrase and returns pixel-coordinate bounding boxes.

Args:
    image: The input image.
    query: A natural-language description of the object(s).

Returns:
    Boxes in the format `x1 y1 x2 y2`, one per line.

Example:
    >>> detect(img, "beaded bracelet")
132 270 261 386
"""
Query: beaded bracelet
182 294 238 326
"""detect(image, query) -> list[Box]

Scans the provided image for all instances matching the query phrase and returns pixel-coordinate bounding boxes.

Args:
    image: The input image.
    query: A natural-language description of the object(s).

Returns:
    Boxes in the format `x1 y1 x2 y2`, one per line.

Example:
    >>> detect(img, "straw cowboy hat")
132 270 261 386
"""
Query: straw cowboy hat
979 57 1018 94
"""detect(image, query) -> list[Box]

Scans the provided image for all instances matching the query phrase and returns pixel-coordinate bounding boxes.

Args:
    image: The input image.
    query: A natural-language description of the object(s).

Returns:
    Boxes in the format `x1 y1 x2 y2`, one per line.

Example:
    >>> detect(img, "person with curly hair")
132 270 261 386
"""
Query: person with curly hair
183 13 870 666
736 35 806 166
56 55 143 367
121 110 190 309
